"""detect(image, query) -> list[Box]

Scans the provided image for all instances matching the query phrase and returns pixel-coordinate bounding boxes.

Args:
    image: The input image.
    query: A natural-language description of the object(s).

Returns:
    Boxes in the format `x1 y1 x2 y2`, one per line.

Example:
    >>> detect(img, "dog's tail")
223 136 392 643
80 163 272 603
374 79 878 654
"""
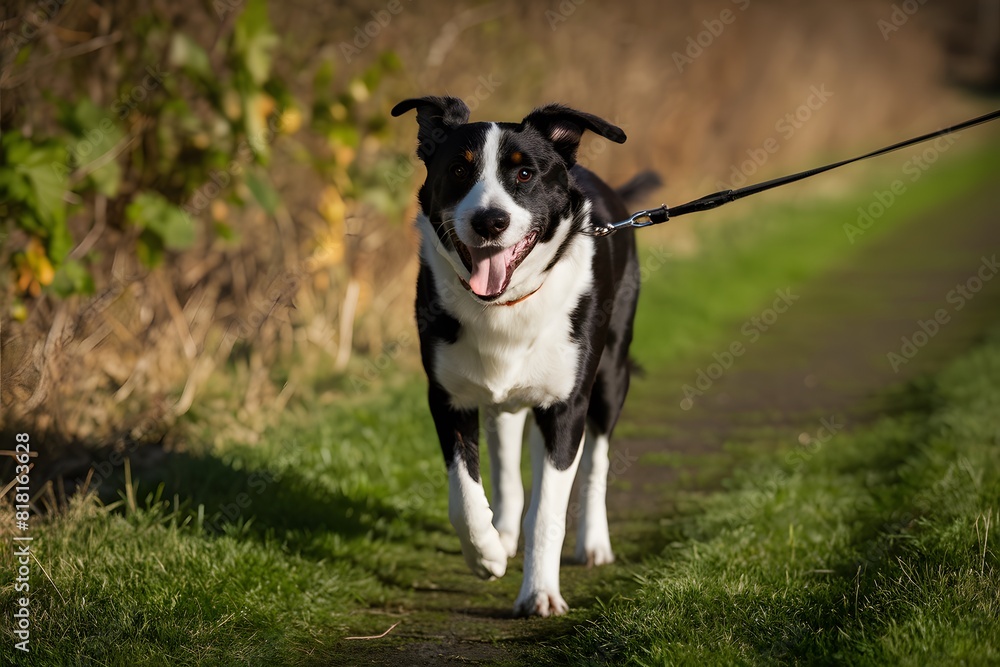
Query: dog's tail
615 170 663 208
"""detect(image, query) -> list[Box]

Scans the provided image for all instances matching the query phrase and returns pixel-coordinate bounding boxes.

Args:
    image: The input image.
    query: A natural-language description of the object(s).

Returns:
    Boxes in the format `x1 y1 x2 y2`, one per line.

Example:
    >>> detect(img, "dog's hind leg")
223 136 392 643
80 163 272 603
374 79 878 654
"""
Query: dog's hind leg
485 406 528 558
575 427 614 566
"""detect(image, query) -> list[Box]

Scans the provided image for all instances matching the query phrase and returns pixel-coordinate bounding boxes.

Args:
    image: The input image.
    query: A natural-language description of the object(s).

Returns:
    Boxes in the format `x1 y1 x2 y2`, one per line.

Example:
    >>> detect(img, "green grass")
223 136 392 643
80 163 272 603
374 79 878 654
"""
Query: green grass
1 388 444 665
557 328 1000 666
2 135 999 665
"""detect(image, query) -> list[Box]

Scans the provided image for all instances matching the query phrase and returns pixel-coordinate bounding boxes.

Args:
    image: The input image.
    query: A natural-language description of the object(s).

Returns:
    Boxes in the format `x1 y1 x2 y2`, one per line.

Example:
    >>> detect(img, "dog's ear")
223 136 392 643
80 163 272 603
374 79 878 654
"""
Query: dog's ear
520 104 626 166
391 96 471 163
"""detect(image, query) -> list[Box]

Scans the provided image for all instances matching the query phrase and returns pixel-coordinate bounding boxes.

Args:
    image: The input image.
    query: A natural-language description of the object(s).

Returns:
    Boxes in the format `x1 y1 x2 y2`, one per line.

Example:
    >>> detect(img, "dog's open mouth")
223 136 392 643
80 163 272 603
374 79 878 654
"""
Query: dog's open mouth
450 230 539 300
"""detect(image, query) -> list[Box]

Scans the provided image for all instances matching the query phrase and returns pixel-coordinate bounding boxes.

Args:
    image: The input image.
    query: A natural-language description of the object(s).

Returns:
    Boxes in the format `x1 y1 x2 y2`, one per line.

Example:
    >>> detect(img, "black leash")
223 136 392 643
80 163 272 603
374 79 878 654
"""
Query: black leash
585 108 1000 236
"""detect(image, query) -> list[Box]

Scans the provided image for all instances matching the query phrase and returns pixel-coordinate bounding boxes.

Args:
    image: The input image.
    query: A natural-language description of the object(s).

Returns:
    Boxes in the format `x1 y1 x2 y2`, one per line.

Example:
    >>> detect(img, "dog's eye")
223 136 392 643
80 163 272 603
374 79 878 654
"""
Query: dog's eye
451 164 469 180
516 168 533 183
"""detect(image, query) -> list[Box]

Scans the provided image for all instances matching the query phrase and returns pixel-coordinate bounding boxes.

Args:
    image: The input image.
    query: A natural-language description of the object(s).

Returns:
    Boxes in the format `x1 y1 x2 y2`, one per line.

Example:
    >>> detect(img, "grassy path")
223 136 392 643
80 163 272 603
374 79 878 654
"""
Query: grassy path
2 143 998 666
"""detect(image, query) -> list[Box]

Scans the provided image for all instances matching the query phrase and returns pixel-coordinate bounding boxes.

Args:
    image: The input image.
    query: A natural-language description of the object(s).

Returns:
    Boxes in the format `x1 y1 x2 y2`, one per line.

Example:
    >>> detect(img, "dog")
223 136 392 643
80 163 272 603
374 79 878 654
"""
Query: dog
392 96 658 617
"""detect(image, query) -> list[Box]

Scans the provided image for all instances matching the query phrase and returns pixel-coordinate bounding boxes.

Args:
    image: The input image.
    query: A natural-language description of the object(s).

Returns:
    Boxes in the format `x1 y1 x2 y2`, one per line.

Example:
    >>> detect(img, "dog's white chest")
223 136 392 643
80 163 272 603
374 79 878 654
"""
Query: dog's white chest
419 203 595 411
434 309 581 410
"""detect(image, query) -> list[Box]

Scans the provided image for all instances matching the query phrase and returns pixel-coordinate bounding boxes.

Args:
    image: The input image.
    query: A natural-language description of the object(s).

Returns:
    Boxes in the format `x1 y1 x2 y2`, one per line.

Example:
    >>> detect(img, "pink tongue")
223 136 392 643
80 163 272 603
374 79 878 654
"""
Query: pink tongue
468 245 517 297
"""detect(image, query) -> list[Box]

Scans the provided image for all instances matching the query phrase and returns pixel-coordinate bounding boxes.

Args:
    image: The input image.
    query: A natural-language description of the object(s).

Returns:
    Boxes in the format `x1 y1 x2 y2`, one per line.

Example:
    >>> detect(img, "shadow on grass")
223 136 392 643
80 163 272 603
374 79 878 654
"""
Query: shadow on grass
82 447 450 566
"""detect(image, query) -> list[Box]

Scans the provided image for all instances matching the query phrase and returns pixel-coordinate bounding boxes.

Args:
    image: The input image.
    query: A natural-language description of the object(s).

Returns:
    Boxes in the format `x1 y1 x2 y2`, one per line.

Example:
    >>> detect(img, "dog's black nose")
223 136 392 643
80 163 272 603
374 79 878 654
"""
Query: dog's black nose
469 208 510 239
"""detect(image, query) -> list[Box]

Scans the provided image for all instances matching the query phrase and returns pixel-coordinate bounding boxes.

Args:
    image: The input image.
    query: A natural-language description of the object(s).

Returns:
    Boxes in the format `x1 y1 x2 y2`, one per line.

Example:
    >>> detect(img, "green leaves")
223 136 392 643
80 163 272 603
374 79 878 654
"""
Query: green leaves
169 33 212 83
0 131 72 262
60 98 125 198
52 259 96 297
126 193 197 267
2 0 409 308
233 0 278 86
245 169 280 215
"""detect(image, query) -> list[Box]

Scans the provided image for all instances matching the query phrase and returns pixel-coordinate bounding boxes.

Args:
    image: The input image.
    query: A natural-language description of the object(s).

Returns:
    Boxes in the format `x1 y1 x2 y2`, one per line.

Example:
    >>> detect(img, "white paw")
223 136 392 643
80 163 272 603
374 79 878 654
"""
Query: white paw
575 541 615 567
498 530 519 558
459 527 508 580
514 588 569 617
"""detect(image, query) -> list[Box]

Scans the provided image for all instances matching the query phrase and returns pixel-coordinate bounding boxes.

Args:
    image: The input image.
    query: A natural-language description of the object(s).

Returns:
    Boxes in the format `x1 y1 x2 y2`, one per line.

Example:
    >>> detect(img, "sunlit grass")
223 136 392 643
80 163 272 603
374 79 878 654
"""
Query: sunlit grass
557 327 1000 665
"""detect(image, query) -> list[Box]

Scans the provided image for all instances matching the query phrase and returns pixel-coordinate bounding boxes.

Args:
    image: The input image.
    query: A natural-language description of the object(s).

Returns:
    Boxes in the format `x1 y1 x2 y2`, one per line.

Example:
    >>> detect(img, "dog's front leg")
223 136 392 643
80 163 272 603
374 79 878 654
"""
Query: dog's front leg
514 406 585 617
485 406 528 558
428 384 508 580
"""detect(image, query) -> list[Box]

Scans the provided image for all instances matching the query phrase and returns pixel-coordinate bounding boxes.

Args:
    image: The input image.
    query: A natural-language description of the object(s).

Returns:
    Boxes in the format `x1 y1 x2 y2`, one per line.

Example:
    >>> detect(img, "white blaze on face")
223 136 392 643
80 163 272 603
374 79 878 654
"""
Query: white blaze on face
453 124 535 298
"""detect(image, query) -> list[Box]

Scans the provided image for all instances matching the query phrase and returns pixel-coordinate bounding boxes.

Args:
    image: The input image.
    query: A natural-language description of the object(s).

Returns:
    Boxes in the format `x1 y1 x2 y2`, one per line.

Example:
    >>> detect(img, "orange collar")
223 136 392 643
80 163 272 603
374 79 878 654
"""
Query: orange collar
498 285 541 306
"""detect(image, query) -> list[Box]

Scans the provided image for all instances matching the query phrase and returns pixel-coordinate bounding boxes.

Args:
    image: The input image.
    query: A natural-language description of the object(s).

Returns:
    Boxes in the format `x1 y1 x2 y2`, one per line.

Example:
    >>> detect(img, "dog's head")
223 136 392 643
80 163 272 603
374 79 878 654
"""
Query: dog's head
392 96 626 302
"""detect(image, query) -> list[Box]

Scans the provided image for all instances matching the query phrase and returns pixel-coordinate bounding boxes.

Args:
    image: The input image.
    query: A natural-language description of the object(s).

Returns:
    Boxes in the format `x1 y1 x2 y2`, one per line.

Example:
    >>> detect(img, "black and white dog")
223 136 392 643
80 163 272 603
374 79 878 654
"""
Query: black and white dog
392 96 655 617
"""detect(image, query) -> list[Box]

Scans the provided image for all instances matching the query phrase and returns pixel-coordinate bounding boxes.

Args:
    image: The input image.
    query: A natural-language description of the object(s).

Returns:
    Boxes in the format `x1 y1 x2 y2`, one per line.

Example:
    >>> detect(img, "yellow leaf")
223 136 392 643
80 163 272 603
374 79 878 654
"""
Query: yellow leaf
330 103 348 122
349 79 369 103
223 89 243 121
319 186 346 228
11 302 28 322
256 94 277 120
211 200 229 221
333 144 356 167
17 265 32 292
278 106 302 134
36 256 55 286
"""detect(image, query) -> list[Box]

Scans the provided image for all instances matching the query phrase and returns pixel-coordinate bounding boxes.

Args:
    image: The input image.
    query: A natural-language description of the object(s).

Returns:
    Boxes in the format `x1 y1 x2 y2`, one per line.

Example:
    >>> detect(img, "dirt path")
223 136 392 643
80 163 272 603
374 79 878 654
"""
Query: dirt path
334 183 1000 666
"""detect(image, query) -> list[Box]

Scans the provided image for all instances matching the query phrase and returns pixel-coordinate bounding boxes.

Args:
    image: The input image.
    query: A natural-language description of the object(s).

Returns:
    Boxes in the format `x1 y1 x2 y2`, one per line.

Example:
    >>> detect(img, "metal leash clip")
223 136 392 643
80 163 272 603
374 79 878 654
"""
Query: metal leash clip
583 206 669 237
